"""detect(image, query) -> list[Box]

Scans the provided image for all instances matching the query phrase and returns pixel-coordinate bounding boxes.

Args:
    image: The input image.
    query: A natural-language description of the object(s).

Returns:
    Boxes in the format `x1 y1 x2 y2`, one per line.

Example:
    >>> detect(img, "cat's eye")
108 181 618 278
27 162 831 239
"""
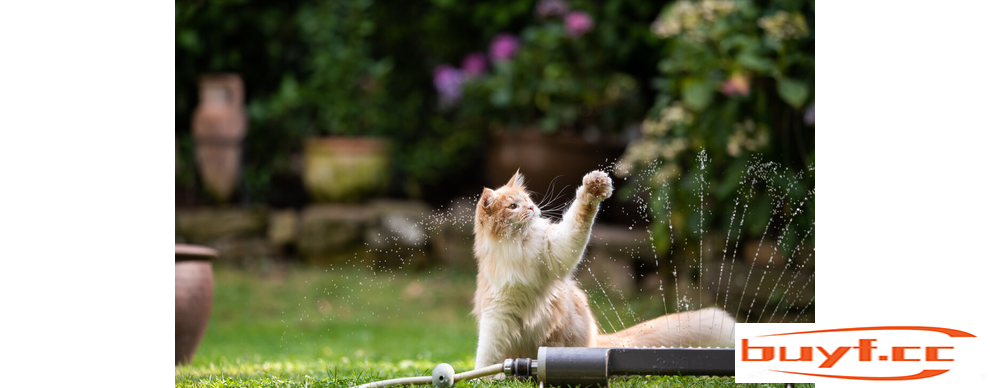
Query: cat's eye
509 204 517 209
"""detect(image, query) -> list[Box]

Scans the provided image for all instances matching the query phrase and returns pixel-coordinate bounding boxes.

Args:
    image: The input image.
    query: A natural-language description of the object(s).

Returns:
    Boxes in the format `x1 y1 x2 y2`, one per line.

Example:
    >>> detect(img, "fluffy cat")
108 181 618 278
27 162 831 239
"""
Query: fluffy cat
472 170 735 369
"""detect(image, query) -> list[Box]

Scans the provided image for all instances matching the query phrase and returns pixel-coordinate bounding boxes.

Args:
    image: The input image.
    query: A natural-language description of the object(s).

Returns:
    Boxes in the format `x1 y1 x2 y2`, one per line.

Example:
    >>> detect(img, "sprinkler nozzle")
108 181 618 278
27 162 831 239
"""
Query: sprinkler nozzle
431 363 455 388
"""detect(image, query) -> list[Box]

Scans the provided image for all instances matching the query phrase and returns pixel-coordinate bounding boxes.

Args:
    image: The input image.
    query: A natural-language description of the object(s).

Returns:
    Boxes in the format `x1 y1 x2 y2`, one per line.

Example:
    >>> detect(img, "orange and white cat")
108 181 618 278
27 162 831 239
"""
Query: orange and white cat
472 170 734 369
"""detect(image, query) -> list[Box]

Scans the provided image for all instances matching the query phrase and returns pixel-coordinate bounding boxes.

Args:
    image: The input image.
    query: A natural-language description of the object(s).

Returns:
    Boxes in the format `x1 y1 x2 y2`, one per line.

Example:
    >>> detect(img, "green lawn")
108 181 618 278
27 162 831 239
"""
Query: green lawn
175 266 805 387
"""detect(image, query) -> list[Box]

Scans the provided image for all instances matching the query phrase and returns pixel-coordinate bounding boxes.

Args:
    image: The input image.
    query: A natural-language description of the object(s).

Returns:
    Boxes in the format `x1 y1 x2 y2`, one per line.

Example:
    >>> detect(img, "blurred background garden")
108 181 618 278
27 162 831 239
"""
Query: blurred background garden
175 0 814 386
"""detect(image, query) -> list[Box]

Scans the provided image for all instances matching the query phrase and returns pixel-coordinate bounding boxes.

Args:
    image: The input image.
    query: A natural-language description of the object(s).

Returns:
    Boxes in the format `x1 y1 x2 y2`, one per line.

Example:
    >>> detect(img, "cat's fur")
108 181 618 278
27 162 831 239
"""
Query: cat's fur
472 170 735 368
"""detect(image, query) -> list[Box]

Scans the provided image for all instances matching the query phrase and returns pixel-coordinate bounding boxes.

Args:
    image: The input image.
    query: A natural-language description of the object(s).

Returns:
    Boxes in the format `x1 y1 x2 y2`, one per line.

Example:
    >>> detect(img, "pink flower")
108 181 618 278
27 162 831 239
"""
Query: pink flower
536 0 570 19
433 64 464 105
489 34 520 63
721 73 751 97
461 52 487 78
564 11 593 38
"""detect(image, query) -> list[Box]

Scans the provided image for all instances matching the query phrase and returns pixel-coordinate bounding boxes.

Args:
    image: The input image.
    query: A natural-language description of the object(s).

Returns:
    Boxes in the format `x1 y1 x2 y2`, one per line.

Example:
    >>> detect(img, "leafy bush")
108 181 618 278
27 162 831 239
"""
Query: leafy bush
618 0 815 256
434 0 645 136
254 1 396 139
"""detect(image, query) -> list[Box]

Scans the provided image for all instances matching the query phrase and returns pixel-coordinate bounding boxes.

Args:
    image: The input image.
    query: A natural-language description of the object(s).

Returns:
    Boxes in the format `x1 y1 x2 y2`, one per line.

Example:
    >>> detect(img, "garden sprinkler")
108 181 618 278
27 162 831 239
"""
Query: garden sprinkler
352 346 735 388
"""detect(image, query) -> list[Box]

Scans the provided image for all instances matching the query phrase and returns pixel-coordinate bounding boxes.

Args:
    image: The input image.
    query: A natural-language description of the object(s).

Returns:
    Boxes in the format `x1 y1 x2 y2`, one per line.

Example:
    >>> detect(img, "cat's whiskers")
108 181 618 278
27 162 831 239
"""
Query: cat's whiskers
535 175 570 210
539 201 572 220
531 175 560 207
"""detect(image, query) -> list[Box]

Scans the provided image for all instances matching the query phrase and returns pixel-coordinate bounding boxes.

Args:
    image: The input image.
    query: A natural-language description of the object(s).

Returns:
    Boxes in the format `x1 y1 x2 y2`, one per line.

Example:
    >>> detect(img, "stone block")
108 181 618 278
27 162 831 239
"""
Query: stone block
587 225 654 262
427 198 477 270
175 207 268 243
268 209 299 247
576 225 655 295
577 251 636 296
368 200 432 248
298 204 376 263
744 240 784 266
208 237 275 268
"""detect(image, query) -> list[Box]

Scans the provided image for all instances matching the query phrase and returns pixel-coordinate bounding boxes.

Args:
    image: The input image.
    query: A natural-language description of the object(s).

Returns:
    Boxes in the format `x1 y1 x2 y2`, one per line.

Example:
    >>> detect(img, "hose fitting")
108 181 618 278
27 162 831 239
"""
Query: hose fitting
502 358 538 378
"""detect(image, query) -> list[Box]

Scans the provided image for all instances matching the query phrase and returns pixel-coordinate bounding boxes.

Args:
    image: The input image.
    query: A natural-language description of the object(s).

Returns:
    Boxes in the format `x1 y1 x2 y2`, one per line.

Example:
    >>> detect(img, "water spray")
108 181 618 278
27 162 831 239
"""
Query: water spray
352 346 734 388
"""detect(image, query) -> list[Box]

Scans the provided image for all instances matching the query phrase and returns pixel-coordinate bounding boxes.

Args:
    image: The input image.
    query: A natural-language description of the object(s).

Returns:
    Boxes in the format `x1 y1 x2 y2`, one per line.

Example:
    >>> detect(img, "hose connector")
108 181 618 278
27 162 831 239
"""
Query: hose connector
502 358 538 379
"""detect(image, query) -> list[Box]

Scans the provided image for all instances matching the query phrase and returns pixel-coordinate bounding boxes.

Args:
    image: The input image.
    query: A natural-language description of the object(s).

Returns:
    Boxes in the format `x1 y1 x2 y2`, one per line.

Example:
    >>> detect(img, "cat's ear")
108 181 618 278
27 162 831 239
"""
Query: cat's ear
506 169 525 188
480 187 496 213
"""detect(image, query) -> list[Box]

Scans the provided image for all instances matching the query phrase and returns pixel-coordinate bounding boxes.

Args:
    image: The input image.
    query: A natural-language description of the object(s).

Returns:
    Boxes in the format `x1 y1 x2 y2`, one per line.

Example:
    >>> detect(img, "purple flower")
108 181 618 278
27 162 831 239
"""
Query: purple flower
564 11 593 38
433 64 464 105
536 0 570 19
804 104 815 126
489 34 520 63
461 52 487 78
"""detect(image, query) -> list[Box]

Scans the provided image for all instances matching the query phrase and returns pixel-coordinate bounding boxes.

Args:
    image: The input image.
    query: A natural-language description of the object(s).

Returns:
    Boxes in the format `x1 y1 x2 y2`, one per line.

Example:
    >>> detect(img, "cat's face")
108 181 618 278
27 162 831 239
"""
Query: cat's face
475 170 541 236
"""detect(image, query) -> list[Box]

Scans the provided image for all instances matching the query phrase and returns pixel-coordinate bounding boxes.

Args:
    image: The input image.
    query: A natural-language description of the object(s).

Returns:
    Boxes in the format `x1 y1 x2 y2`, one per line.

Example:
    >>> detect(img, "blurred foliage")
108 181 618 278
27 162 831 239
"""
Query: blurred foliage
618 0 815 258
176 0 666 205
255 0 395 139
440 0 658 136
175 0 813 228
177 0 309 205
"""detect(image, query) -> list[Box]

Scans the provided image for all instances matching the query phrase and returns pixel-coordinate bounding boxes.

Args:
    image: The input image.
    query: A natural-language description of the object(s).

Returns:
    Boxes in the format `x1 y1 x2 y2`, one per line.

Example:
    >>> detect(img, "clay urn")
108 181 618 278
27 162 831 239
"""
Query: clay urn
192 74 247 202
175 244 217 365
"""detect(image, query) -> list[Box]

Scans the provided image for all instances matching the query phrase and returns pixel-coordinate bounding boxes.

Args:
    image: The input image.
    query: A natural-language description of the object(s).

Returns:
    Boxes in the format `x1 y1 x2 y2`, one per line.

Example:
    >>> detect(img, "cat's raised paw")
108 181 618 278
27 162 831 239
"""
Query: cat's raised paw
582 170 613 200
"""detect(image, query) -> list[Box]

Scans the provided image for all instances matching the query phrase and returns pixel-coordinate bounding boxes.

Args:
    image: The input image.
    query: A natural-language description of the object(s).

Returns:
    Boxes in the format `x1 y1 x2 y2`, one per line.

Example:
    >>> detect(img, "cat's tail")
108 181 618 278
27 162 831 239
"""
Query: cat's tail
594 307 735 348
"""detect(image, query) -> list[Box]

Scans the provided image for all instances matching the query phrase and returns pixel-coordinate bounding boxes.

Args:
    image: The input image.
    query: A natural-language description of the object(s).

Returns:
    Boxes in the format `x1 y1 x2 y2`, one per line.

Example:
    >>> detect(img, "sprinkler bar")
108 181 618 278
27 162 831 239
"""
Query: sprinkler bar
351 347 736 388
535 347 734 387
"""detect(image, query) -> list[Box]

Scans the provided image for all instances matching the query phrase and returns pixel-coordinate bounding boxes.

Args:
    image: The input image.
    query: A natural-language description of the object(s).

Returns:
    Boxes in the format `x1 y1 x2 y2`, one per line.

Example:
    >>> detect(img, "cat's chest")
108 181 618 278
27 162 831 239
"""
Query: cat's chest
483 235 550 271
488 279 557 316
487 278 570 332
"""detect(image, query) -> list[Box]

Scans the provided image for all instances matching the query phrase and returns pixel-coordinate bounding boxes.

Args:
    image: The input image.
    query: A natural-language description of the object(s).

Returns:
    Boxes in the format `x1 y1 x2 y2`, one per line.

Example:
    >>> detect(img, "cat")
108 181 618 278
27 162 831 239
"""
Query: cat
472 169 735 369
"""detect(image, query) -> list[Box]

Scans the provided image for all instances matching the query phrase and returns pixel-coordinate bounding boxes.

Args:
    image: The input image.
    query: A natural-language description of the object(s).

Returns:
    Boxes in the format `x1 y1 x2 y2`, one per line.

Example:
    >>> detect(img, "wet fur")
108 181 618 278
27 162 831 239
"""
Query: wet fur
472 170 734 369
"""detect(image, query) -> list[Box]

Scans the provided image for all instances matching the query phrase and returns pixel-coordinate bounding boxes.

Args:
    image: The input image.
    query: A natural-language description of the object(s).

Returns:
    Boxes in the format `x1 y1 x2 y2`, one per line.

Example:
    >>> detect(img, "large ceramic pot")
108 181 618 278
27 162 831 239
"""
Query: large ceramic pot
486 128 625 193
175 244 217 365
486 128 630 223
192 74 247 202
303 137 390 203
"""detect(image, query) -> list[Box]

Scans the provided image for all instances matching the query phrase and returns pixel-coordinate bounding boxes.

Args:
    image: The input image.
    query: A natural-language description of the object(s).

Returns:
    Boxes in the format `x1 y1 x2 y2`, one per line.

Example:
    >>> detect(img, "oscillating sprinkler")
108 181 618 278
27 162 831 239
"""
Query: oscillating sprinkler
352 346 735 388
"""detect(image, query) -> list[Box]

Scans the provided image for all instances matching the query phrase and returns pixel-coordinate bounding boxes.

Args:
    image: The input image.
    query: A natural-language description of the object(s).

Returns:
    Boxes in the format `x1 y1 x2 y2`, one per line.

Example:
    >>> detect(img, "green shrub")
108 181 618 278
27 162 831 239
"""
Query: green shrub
618 0 815 257
438 1 647 135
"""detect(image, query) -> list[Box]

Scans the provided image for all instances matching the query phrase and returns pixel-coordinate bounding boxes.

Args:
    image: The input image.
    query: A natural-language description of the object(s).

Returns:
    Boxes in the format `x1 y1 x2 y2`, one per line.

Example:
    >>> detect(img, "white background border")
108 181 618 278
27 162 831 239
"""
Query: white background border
1 1 989 386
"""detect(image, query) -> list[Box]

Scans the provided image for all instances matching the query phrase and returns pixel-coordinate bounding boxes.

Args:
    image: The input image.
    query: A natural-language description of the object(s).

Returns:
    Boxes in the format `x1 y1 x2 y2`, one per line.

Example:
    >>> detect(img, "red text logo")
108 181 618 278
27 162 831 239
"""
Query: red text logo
737 326 976 381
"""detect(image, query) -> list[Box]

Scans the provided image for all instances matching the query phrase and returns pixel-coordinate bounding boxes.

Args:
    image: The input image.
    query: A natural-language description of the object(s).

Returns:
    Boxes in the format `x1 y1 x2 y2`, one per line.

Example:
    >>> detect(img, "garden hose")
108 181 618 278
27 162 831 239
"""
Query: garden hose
351 362 504 388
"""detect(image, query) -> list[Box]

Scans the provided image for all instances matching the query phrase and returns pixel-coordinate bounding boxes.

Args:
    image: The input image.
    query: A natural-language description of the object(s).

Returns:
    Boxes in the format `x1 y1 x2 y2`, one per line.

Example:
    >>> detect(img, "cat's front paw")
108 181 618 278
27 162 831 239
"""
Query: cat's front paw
582 170 613 201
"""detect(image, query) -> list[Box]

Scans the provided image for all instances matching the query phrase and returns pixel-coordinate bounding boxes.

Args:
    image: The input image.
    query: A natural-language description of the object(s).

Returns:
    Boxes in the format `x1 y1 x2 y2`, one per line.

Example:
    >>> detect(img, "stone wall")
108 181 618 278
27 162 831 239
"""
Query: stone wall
176 199 813 322
176 200 460 270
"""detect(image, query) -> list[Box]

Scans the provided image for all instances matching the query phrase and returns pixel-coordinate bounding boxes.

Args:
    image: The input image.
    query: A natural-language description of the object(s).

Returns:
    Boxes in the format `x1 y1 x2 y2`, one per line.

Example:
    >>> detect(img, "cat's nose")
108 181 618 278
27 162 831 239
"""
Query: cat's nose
529 205 535 211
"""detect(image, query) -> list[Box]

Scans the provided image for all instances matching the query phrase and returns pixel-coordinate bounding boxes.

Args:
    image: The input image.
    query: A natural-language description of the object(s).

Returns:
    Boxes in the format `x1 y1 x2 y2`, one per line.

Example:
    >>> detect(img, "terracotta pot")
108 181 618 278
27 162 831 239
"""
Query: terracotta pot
175 244 216 365
486 128 625 193
192 74 247 202
303 137 390 203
